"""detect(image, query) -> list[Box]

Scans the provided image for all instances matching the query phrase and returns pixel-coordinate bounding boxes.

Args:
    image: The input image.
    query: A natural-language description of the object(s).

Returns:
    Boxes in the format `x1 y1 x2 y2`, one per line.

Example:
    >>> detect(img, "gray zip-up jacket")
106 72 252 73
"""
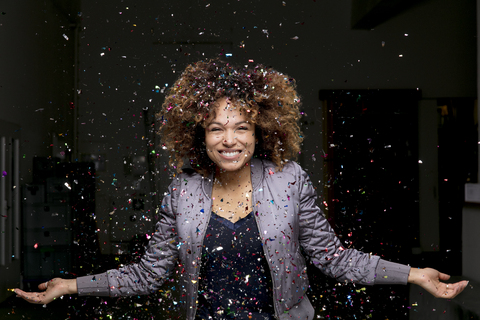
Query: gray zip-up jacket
77 158 410 319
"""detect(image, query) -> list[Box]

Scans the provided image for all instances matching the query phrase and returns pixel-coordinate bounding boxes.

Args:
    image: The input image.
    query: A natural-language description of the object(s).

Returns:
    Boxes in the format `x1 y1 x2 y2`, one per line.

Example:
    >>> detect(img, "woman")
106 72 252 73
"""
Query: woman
15 59 468 319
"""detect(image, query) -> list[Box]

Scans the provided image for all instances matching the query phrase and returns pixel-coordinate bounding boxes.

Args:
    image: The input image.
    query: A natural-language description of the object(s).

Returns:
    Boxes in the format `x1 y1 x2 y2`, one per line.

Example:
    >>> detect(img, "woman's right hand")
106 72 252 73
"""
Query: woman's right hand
14 278 77 304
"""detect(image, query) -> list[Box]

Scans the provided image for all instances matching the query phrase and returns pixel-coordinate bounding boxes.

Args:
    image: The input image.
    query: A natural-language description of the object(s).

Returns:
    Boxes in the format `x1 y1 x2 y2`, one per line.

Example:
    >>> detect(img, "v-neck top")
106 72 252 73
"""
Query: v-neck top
195 212 275 320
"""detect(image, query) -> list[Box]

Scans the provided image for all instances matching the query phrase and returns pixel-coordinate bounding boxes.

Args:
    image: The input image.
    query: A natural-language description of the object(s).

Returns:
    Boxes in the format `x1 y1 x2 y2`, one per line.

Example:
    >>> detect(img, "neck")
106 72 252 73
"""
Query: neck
213 163 252 190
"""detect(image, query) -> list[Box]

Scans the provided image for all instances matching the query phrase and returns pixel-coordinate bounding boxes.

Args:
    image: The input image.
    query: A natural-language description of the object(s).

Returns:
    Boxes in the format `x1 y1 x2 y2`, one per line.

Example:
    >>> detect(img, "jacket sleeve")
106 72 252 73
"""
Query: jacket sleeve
295 164 410 285
77 179 180 297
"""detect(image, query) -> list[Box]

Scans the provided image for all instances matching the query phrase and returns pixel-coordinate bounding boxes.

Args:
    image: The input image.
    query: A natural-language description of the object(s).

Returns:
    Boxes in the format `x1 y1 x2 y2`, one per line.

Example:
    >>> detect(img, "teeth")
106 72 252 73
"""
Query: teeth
221 151 240 157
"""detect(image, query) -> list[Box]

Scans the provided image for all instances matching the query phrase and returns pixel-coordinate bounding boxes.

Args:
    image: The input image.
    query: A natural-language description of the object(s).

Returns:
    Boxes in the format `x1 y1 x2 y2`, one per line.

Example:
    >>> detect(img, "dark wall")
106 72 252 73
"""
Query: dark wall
77 0 476 253
0 1 80 182
0 0 476 317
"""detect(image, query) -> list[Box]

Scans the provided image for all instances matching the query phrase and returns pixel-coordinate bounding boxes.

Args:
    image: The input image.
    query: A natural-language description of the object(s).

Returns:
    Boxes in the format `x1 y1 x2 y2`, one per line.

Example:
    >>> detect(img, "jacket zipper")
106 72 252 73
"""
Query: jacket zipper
191 203 213 320
252 187 281 320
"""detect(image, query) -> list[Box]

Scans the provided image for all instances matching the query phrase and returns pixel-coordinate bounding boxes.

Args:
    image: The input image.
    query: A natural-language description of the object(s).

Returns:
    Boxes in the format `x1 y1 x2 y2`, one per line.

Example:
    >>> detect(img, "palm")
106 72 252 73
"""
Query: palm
411 267 468 299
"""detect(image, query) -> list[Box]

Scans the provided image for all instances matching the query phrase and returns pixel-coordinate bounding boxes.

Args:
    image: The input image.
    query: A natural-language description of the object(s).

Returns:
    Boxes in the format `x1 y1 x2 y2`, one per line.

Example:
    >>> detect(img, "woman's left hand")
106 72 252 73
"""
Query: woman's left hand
408 267 468 299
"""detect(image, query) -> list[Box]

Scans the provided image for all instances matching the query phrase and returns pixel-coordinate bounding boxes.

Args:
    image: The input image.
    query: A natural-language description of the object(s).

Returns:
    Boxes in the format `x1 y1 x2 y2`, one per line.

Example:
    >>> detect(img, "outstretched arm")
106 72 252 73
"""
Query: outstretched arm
295 163 469 299
408 267 468 299
15 177 181 304
14 278 77 304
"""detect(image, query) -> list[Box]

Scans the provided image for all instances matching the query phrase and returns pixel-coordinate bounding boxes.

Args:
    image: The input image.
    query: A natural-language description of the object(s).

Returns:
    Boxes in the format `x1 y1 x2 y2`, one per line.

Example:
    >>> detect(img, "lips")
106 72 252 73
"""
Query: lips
221 151 240 157
218 150 242 159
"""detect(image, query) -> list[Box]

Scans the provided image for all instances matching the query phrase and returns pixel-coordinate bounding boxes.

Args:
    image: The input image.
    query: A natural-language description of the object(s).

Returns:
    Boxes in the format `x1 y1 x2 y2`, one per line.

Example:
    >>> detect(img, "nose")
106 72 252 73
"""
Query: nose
222 130 236 146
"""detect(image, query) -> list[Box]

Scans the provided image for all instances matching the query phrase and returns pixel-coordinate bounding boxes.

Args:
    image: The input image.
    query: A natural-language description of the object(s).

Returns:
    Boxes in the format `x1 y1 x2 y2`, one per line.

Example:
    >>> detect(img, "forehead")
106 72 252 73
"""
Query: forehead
211 98 247 121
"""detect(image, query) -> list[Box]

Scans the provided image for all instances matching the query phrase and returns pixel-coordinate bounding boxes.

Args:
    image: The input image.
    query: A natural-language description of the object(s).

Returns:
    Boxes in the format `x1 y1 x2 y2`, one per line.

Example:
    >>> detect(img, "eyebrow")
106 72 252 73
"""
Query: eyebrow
208 121 249 126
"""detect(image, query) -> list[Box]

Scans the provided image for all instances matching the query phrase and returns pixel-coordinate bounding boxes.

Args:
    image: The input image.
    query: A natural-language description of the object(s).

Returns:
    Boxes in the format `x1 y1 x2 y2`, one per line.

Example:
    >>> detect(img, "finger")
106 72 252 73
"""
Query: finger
440 280 468 299
455 280 469 295
15 288 51 304
448 280 468 291
16 291 46 304
449 284 463 299
14 288 25 296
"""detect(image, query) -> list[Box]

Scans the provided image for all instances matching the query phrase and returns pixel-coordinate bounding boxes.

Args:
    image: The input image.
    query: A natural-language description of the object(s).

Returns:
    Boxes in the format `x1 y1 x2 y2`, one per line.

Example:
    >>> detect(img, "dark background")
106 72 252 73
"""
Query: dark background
0 0 477 319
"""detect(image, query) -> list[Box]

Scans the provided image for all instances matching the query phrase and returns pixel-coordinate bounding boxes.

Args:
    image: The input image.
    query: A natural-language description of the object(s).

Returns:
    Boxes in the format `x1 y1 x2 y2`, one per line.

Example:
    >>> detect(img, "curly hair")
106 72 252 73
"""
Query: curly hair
157 59 303 175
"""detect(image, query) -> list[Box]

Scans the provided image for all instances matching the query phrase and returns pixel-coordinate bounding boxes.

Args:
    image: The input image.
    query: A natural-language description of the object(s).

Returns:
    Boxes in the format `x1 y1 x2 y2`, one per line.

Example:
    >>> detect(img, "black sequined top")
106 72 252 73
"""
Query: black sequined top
195 212 275 320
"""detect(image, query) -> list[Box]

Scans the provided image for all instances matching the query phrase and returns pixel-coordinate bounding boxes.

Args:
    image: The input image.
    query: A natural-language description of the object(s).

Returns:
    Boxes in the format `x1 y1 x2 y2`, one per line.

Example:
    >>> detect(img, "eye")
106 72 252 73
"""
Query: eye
209 127 221 132
238 126 248 130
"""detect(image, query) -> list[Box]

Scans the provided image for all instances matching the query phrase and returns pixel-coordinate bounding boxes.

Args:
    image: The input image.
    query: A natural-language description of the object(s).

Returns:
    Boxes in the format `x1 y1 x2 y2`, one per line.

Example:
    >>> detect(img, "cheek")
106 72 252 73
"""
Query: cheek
247 139 256 153
205 135 220 146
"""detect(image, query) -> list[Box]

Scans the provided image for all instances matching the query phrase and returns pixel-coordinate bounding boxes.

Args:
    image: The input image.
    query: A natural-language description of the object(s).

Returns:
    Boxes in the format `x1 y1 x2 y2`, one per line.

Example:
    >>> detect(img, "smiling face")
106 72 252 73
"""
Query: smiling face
205 98 256 173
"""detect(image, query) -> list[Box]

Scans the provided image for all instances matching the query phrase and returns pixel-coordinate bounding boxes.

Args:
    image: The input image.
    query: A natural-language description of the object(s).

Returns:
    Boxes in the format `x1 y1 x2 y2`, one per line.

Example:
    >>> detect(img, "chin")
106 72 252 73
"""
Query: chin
216 161 249 172
217 165 243 172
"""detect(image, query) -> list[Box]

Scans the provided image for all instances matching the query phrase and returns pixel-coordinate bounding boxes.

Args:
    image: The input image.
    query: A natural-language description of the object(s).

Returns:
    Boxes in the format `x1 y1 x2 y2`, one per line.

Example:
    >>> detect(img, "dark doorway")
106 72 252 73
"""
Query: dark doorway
307 89 421 319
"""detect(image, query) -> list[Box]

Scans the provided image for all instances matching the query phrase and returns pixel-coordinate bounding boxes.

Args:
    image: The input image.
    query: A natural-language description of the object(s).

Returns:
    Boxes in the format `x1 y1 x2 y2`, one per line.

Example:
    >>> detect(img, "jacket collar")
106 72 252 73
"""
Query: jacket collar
201 157 265 199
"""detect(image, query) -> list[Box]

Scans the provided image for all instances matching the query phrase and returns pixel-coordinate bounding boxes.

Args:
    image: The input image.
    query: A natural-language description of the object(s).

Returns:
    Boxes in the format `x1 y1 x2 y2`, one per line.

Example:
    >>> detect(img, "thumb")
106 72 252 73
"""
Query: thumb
38 281 49 291
438 272 451 281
